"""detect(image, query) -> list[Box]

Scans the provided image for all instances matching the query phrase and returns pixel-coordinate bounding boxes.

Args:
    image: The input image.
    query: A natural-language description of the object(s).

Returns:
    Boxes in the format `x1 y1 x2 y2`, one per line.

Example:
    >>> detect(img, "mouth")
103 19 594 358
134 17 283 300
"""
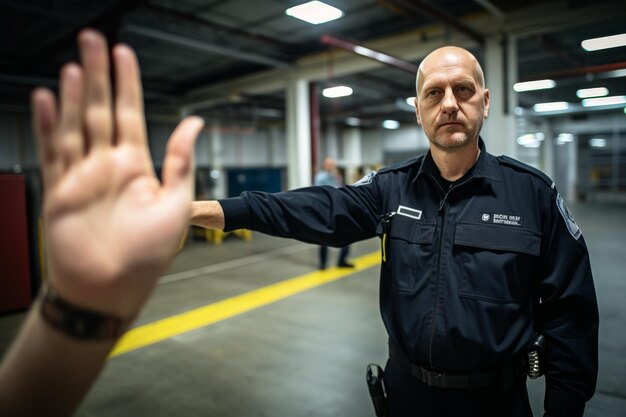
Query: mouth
439 122 463 128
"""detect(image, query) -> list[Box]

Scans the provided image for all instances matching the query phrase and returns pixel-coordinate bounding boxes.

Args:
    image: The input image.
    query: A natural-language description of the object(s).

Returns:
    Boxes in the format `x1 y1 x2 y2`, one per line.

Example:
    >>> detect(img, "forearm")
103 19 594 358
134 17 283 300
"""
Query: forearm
190 200 225 230
0 299 116 417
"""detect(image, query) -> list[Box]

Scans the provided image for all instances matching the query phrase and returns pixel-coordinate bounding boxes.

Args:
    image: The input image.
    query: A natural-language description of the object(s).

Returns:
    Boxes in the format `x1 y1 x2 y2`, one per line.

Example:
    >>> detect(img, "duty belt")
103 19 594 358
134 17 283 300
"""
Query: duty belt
389 342 497 389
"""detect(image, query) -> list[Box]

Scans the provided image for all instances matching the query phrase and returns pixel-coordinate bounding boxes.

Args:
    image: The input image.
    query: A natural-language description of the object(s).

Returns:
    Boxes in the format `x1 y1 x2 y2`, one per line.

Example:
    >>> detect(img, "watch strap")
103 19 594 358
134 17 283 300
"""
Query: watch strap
39 286 130 339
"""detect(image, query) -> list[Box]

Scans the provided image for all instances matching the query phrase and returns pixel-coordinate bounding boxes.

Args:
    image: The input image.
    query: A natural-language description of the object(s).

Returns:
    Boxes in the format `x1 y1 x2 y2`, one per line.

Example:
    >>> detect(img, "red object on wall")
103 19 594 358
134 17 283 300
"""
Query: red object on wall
0 174 32 312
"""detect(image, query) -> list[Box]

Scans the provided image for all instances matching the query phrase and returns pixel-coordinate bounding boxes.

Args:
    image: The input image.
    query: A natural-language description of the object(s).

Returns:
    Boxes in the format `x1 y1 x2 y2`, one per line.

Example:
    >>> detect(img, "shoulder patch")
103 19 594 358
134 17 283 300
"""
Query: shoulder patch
556 193 581 240
352 171 377 186
497 156 553 188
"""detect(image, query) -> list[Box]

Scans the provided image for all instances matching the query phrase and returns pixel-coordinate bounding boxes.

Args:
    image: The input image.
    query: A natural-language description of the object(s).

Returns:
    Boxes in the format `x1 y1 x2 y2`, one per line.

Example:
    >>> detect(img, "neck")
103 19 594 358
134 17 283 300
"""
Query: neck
429 141 480 181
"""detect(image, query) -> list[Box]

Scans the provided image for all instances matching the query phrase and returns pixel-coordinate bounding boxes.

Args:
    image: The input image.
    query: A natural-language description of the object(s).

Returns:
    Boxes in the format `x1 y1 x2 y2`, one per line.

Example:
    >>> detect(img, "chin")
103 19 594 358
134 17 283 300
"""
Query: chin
433 133 473 149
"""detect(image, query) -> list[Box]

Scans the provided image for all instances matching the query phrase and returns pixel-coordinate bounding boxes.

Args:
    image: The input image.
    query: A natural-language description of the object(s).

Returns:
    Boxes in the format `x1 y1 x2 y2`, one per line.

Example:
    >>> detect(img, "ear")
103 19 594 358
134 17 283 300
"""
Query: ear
414 98 422 125
483 89 490 118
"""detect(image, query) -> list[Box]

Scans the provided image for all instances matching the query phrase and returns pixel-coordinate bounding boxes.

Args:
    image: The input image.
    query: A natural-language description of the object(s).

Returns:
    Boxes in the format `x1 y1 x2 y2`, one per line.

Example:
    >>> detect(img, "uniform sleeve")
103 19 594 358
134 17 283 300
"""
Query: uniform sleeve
536 190 599 417
218 179 381 247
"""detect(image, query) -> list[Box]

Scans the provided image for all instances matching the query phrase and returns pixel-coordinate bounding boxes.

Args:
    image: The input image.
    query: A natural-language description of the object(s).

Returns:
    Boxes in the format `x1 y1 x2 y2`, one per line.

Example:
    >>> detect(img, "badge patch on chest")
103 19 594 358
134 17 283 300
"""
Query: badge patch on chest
556 193 581 240
481 212 523 227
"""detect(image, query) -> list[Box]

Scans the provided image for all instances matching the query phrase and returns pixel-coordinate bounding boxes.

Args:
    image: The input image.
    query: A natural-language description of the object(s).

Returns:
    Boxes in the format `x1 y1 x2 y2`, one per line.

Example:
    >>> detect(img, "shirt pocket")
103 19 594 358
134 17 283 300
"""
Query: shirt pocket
454 223 541 304
387 215 436 294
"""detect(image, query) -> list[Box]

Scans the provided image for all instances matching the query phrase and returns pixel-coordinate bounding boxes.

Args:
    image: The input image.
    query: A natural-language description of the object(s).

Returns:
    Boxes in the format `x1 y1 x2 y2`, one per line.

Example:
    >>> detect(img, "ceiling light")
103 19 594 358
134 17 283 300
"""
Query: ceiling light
345 117 361 126
513 79 556 92
285 1 343 25
533 102 569 112
589 138 607 148
322 86 353 98
405 97 416 107
382 120 400 129
581 33 626 51
556 133 574 145
576 87 609 99
516 134 539 147
581 95 626 107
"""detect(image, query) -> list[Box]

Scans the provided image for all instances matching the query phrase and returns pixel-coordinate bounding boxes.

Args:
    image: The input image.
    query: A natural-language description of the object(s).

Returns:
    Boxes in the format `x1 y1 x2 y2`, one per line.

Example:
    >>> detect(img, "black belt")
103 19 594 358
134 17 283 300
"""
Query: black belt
389 342 498 389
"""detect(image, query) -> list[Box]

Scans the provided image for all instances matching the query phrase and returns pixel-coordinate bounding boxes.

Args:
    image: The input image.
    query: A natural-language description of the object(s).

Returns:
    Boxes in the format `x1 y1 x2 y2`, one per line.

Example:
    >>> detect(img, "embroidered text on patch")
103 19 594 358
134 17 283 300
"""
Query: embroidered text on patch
482 213 523 227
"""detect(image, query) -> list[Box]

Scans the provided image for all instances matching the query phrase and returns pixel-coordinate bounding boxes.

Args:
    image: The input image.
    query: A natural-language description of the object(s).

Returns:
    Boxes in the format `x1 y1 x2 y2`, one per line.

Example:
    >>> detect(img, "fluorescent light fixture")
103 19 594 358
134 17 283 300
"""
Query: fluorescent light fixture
533 101 569 112
285 1 343 25
581 95 626 107
516 133 543 148
382 120 400 129
581 33 626 51
345 117 361 126
517 134 537 146
322 85 353 98
589 138 607 148
576 87 609 99
513 79 556 92
556 133 574 145
405 97 416 107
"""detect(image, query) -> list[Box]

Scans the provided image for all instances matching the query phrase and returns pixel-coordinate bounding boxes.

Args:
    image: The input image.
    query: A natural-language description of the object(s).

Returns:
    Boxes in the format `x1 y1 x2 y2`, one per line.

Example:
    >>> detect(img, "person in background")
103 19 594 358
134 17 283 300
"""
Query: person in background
190 46 598 417
0 29 203 417
314 156 354 269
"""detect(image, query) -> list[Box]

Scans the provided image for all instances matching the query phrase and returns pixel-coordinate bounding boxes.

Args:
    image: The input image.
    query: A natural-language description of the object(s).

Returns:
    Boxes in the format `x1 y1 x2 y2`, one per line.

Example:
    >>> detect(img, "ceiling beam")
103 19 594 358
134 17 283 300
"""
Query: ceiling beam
320 35 418 74
390 0 485 45
124 25 293 69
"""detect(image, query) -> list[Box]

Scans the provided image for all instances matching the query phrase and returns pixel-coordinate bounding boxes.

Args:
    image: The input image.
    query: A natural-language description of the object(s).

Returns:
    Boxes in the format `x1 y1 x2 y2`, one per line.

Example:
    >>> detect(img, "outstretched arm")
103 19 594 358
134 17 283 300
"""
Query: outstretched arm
0 30 203 416
190 200 225 230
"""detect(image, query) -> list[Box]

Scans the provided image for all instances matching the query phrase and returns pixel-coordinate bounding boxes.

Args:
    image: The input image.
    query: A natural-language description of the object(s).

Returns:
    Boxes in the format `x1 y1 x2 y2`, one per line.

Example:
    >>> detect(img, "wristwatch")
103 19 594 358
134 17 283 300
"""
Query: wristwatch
39 286 130 339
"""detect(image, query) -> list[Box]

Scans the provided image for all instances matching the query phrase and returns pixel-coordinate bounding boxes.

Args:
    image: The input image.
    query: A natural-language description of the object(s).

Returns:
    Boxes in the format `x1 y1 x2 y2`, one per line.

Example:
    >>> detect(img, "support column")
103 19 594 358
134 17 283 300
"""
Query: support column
210 122 226 199
482 35 517 158
341 127 363 184
286 76 312 189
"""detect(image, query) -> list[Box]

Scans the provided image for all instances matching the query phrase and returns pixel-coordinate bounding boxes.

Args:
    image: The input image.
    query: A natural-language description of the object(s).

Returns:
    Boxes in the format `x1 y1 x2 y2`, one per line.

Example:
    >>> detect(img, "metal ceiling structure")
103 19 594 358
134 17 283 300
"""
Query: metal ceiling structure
1 0 625 125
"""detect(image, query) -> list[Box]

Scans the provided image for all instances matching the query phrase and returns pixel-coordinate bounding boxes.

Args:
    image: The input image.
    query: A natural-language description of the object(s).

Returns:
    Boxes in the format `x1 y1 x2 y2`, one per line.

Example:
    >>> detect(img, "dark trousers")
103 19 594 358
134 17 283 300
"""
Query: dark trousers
319 245 349 268
383 357 533 417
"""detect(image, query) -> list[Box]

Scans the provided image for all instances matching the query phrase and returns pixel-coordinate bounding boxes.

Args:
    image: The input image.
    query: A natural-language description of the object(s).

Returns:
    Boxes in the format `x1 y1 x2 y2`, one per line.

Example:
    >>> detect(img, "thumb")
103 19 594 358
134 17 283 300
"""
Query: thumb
162 116 204 194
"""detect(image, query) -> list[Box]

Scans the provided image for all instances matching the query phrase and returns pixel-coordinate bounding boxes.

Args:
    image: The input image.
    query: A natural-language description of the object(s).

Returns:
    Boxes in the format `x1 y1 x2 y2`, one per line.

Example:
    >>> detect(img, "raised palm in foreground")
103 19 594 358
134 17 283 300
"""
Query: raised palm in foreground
32 30 204 320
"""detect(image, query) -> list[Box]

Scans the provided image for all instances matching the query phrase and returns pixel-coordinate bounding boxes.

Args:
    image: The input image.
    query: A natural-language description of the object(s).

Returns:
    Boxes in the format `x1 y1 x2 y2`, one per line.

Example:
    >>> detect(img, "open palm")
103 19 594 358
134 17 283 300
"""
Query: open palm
32 31 204 319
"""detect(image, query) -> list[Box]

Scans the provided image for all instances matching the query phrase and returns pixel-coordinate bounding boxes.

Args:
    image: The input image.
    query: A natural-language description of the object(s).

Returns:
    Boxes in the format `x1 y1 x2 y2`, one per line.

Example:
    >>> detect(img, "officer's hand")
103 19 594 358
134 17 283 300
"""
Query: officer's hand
32 30 204 320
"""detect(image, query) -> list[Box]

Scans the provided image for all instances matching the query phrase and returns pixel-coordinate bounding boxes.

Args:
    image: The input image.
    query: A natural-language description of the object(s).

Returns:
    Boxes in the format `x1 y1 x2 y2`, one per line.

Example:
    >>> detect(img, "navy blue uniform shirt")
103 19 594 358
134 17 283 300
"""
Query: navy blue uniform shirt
219 138 598 416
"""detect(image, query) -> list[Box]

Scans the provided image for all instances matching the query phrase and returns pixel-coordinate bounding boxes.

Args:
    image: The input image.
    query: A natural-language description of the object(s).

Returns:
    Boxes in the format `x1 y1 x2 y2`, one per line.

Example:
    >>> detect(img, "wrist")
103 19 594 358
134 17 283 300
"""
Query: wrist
39 286 133 340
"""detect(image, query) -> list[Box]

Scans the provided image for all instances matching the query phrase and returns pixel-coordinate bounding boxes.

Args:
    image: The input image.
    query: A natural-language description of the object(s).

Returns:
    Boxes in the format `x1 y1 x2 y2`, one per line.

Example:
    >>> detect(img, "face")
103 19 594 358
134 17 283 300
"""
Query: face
415 47 490 151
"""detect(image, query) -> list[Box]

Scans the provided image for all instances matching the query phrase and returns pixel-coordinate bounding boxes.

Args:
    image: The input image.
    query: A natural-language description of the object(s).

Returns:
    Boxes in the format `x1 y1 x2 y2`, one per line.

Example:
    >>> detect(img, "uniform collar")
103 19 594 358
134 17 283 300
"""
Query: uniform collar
412 137 502 183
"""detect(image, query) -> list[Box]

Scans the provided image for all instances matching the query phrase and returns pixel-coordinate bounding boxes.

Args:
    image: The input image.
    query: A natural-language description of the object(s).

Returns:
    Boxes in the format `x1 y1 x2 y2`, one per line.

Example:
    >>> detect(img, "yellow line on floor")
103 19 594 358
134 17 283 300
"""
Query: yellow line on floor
109 251 381 358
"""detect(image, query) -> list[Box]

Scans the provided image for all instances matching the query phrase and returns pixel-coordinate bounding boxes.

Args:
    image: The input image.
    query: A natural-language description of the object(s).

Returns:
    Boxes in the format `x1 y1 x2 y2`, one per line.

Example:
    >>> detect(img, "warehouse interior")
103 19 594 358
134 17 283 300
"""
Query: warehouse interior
0 0 625 416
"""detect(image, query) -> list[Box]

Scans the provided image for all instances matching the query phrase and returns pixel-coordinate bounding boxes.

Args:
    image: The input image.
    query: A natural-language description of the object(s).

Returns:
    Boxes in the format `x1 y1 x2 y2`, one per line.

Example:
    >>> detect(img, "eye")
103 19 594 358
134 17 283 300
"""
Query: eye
456 85 473 94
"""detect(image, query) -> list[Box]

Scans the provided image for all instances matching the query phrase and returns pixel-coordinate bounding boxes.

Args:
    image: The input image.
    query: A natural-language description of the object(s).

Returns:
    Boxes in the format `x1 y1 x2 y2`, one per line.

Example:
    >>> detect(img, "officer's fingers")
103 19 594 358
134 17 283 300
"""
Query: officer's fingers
112 44 148 149
58 63 85 167
161 116 204 195
78 29 113 150
32 87 61 188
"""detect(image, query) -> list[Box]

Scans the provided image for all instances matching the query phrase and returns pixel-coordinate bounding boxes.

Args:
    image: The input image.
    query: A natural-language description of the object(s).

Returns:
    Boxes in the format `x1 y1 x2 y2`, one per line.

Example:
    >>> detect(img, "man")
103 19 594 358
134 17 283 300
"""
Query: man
0 30 202 416
314 156 353 269
191 46 598 416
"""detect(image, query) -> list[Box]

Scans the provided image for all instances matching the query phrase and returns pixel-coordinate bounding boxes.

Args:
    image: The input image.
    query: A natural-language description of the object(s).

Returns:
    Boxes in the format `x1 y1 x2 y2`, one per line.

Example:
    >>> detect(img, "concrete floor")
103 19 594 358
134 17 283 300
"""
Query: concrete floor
0 202 624 416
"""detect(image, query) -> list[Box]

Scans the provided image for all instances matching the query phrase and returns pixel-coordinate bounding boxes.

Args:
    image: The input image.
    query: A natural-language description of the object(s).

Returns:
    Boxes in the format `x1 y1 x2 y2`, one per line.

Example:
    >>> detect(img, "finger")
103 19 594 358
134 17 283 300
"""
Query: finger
32 88 60 188
113 44 147 148
162 116 204 194
78 29 113 149
58 63 85 166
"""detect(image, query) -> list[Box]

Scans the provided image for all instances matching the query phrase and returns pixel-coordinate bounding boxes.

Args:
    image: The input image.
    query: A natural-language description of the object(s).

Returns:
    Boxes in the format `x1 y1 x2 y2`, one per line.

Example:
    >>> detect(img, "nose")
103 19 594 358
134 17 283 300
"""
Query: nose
441 88 459 114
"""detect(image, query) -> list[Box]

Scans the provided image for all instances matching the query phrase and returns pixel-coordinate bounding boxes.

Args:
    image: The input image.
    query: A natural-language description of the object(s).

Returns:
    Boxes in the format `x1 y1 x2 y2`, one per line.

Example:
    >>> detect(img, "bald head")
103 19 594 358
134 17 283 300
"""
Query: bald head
416 46 485 94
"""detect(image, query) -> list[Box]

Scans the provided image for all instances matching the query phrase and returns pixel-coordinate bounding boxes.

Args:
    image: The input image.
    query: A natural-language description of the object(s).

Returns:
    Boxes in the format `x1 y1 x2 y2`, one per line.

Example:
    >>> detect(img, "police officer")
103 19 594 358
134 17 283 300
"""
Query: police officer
191 46 598 417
